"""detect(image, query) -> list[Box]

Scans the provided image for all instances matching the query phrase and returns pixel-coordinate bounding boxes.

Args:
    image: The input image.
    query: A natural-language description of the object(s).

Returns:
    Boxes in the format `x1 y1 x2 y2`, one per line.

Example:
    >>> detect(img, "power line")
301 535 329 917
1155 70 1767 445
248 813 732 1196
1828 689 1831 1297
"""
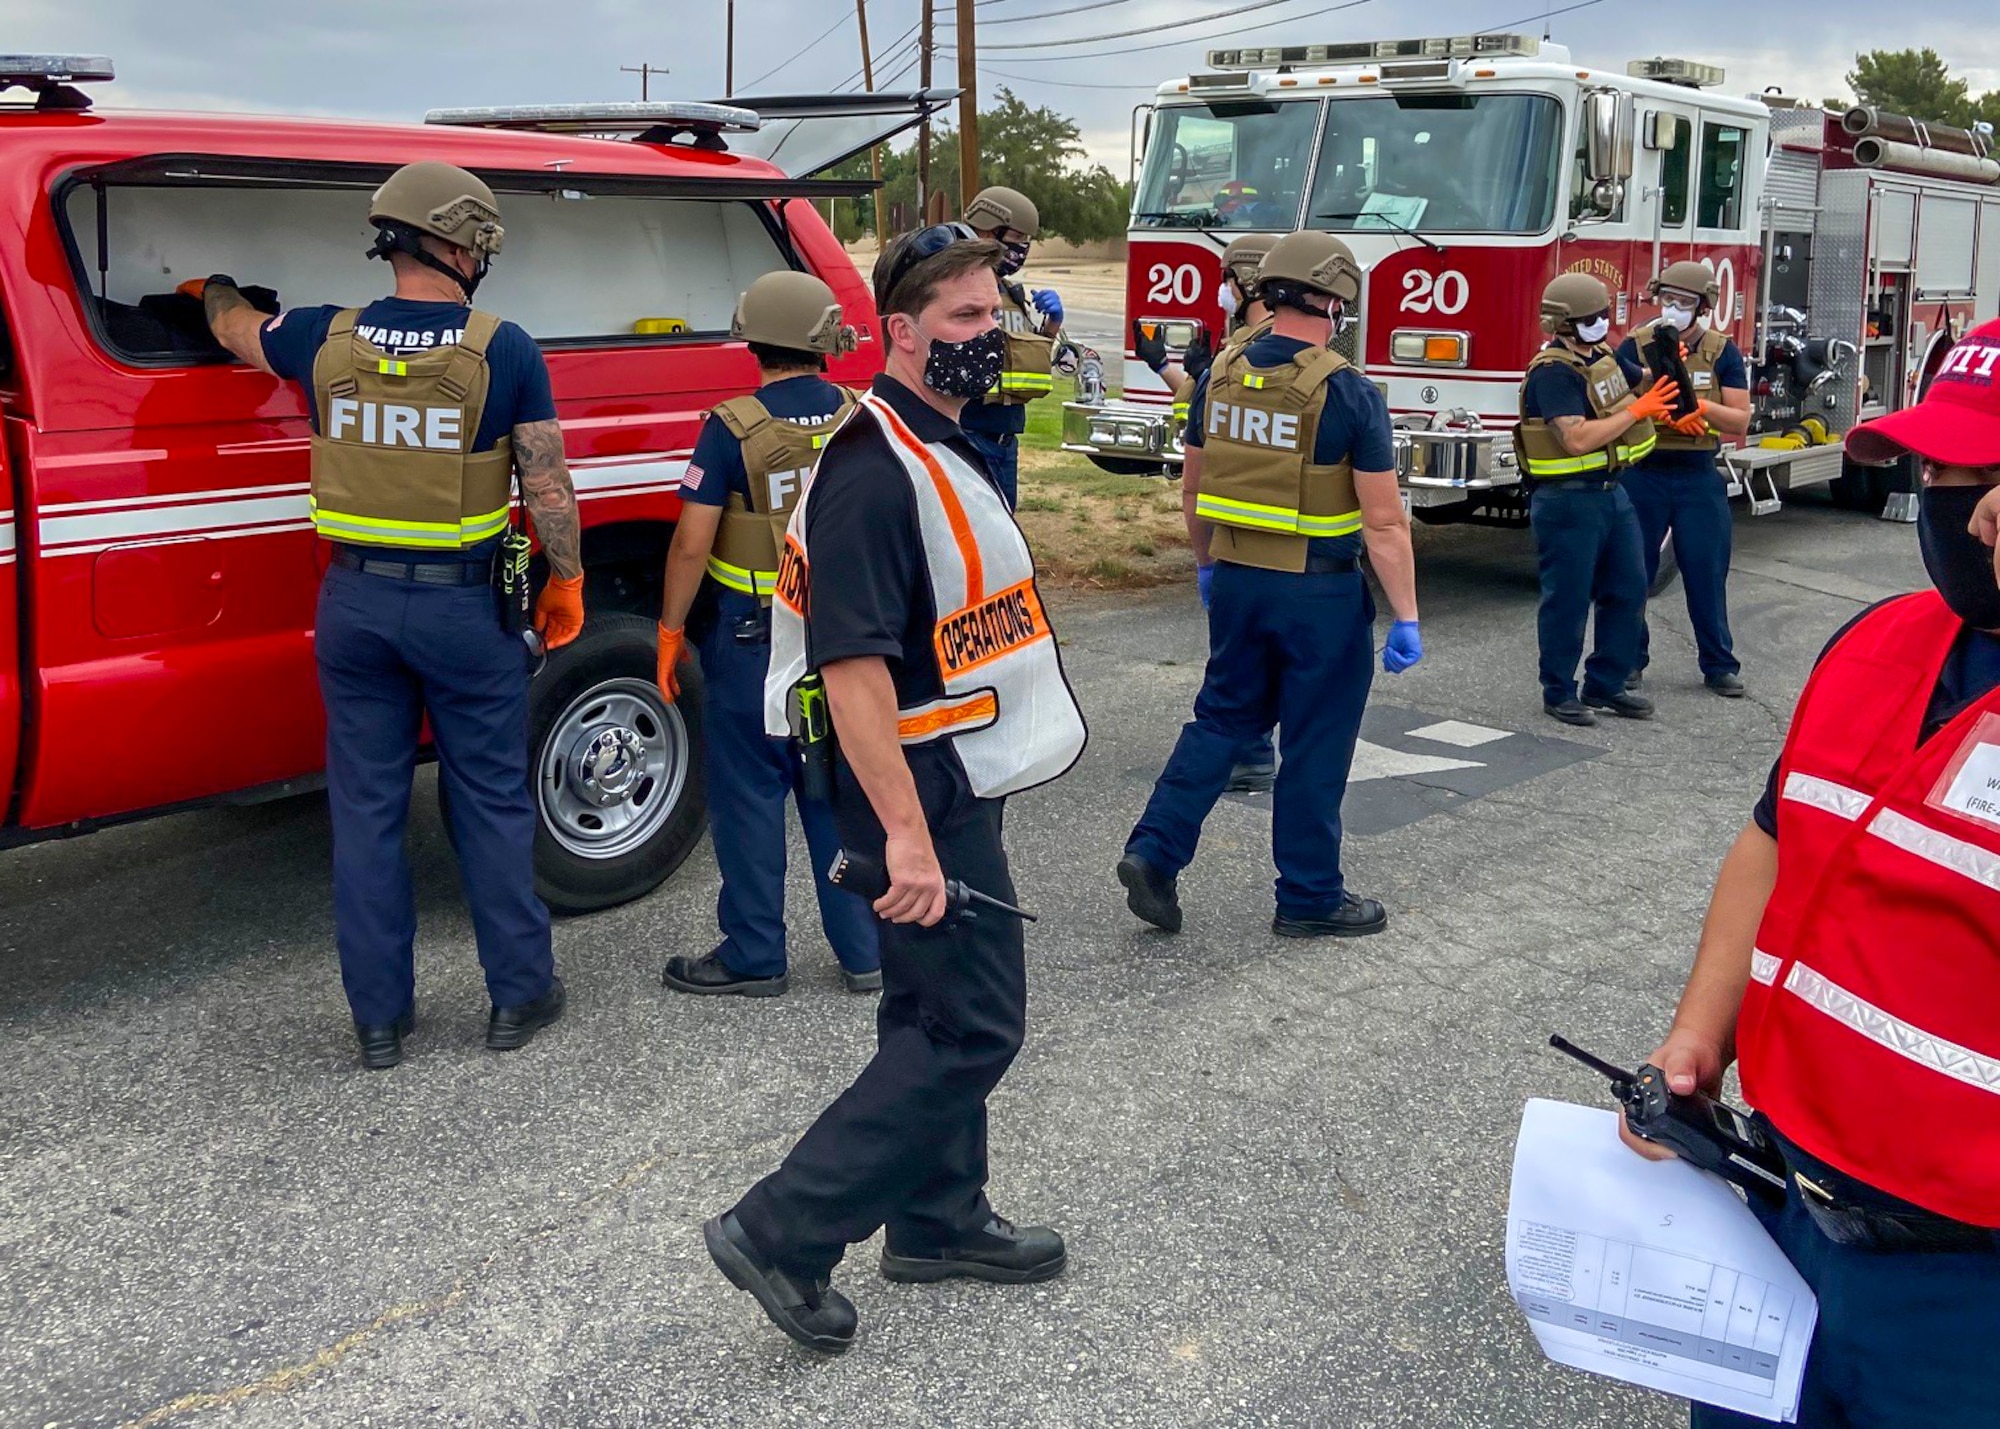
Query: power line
982 0 1346 50
1478 0 1602 33
941 0 1130 23
980 64 1162 90
968 0 1374 63
737 7 855 91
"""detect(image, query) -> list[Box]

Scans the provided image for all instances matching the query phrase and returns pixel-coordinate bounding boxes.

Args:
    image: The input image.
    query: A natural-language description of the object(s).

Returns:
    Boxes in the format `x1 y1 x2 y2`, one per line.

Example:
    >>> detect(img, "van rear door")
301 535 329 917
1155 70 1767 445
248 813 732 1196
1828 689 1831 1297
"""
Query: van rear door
717 90 960 178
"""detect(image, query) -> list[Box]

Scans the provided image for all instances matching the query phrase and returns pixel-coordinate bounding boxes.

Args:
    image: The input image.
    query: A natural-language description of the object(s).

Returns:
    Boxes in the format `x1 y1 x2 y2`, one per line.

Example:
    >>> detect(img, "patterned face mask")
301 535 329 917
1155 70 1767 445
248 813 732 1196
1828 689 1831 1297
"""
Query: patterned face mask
917 321 1006 398
998 239 1031 277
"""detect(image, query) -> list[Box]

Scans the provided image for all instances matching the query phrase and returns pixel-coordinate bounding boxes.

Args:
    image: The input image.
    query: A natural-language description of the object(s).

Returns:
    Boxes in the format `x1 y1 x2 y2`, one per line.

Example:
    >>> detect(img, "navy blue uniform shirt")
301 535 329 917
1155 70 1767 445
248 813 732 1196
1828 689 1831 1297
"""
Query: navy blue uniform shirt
1185 333 1393 561
1616 329 1749 474
1752 603 2000 837
1521 341 1645 423
683 374 849 509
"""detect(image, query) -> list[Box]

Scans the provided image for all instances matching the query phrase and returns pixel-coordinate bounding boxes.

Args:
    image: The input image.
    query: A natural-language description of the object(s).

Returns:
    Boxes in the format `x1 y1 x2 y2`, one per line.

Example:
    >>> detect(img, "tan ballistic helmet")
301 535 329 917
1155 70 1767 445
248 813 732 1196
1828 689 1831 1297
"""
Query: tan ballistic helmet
1650 259 1721 305
369 162 504 257
732 271 859 354
1540 273 1612 333
964 185 1040 238
1257 230 1363 304
1221 234 1278 291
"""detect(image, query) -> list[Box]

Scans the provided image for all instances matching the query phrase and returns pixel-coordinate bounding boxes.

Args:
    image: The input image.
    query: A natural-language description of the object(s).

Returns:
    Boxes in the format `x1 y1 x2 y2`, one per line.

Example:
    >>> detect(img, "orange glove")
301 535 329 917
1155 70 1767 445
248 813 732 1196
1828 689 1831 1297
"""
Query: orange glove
534 574 585 651
1672 409 1711 437
656 623 685 703
1626 380 1681 423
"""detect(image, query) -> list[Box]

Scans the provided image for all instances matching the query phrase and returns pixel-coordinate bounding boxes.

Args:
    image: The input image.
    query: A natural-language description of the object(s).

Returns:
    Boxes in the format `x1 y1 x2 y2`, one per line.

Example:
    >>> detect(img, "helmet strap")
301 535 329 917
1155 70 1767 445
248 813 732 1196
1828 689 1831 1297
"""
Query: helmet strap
369 223 482 300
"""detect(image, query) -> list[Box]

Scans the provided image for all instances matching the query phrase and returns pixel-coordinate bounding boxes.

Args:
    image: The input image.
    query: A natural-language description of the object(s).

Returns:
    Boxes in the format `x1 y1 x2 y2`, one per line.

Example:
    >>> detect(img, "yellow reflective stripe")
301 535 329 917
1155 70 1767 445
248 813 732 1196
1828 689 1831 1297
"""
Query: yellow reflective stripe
1523 451 1612 477
1171 403 1191 420
1241 374 1269 389
1617 432 1658 463
705 555 778 596
459 505 511 542
376 359 408 376
310 499 513 547
1195 493 1305 533
1296 509 1364 537
999 372 1053 392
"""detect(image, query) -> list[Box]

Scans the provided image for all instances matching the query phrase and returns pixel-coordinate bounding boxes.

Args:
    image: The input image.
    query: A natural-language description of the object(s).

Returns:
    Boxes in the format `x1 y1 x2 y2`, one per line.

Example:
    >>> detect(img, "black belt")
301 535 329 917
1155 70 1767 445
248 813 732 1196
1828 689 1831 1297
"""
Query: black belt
1768 1123 1997 1254
333 545 493 586
1303 555 1360 575
1537 478 1619 492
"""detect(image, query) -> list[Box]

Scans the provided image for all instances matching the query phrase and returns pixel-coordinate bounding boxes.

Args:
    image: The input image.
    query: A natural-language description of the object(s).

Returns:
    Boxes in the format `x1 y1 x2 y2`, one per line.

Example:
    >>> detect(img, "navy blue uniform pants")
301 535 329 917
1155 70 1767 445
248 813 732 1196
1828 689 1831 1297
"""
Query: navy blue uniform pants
314 563 553 1027
1126 561 1375 917
962 428 1020 510
1529 482 1648 704
698 591 879 979
1690 1182 2000 1427
1623 458 1740 680
734 748 1023 1279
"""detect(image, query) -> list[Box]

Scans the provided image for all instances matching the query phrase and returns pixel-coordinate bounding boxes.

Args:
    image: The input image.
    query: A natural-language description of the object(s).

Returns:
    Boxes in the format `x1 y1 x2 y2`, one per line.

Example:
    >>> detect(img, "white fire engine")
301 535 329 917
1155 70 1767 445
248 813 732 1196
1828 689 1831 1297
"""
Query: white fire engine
1065 33 2000 525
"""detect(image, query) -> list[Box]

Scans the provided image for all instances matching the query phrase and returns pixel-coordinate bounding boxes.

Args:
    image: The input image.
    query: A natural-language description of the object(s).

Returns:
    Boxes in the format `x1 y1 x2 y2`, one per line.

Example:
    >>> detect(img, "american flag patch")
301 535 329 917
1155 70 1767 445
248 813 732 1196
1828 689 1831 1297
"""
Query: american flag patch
683 463 705 492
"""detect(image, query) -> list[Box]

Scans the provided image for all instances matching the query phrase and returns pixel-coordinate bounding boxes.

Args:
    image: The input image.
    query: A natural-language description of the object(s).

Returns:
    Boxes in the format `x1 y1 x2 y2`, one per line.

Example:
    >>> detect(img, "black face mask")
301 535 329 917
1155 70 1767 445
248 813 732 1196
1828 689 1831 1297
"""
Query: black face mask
921 325 1006 399
1918 484 2000 629
998 239 1031 277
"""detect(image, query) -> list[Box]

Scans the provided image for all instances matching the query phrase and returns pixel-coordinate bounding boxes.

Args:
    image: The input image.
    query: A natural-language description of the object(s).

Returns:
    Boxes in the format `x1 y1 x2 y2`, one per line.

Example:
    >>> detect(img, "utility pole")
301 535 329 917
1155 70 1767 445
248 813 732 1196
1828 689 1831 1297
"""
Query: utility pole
619 63 669 101
857 0 889 244
956 0 979 215
726 0 737 96
918 0 935 219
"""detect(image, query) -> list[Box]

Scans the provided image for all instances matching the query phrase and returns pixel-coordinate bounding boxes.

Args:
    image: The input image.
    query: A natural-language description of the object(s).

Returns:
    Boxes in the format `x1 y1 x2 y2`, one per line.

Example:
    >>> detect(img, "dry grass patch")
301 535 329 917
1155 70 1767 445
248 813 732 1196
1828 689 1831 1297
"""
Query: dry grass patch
1014 447 1194 590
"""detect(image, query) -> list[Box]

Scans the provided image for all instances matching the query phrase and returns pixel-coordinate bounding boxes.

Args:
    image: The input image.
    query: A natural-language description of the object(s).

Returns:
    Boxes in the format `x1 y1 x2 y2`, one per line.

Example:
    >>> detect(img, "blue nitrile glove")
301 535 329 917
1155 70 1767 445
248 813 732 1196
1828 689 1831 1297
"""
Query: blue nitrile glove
1383 620 1423 673
1032 288 1064 328
1197 562 1215 609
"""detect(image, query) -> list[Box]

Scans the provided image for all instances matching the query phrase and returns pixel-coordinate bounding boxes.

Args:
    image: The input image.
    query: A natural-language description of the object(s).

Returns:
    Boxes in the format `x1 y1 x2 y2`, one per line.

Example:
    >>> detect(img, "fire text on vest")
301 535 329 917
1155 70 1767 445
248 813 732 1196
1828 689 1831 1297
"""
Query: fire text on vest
327 399 465 452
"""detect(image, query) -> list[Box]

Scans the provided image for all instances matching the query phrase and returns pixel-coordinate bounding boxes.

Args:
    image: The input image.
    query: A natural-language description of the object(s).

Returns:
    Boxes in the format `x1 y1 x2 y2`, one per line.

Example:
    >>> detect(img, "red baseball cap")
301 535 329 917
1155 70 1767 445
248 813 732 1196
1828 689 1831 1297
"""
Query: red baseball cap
1847 317 2000 467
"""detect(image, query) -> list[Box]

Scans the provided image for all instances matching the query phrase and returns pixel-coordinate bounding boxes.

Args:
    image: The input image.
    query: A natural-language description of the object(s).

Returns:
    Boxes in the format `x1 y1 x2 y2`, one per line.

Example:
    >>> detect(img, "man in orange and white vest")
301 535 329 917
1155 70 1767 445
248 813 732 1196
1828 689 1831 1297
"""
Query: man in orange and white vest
700 226 1086 1356
1624 317 2000 1426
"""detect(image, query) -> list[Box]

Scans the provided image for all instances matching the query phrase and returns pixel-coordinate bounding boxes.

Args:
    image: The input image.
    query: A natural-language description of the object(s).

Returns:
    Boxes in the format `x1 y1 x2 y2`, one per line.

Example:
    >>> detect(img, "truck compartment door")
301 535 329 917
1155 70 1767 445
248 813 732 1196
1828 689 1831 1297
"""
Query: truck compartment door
0 417 18 815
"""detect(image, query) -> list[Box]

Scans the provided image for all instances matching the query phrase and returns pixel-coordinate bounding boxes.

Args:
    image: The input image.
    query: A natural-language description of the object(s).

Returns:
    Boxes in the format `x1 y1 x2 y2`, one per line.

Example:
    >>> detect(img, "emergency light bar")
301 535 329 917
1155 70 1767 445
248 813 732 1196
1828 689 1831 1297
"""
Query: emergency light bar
1206 34 1538 70
1627 57 1726 89
425 101 764 142
0 54 114 110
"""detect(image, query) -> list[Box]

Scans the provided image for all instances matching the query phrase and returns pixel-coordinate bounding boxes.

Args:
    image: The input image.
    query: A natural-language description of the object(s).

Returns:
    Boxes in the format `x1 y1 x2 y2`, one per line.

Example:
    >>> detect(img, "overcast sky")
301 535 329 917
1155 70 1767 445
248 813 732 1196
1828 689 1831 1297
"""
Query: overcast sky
17 0 2000 170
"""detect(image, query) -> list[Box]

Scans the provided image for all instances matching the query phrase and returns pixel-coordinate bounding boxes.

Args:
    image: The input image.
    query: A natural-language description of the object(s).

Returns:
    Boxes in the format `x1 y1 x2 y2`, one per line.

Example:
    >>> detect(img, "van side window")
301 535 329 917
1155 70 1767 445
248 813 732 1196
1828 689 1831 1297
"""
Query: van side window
59 174 794 367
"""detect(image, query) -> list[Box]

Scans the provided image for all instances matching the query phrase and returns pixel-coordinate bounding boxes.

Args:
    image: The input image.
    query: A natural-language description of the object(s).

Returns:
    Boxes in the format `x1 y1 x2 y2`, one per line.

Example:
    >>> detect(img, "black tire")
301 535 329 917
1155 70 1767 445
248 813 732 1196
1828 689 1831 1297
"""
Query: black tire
1649 531 1681 598
1090 454 1166 478
527 612 706 915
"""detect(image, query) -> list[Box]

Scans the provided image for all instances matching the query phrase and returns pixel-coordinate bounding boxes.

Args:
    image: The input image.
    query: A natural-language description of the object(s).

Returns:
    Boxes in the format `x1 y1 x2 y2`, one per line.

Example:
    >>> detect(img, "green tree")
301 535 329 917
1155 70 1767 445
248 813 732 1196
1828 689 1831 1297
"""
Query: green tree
1842 48 1976 126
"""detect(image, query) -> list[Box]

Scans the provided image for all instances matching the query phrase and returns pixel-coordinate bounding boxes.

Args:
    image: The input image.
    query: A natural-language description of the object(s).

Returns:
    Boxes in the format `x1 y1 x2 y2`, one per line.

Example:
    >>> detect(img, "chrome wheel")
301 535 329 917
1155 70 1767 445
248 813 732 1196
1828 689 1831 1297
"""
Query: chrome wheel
536 676 688 861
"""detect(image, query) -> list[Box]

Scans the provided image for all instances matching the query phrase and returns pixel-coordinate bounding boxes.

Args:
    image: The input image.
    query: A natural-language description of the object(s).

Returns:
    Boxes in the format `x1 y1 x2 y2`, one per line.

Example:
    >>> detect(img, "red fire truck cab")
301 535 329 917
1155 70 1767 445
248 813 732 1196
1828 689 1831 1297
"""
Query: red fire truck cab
0 56 947 911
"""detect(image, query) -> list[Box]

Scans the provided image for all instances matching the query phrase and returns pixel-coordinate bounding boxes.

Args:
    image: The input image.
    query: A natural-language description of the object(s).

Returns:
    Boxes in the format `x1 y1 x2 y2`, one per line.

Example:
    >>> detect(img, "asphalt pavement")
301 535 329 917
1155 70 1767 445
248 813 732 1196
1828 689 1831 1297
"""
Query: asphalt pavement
1 492 1926 1429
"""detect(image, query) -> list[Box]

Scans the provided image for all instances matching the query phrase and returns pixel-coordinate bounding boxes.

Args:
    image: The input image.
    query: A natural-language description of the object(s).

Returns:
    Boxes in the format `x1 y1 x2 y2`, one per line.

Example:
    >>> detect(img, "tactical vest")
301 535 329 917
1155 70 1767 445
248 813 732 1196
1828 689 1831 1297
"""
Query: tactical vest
764 391 1087 800
1511 343 1657 480
1192 343 1362 574
309 309 513 549
984 284 1054 407
1172 317 1273 433
1647 325 1730 453
704 388 857 603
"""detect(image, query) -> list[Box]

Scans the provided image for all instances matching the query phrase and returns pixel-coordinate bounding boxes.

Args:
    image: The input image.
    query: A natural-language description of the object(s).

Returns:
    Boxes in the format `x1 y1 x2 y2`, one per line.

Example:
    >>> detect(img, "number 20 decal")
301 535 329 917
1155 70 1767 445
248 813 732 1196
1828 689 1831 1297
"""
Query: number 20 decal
1400 269 1469 315
1146 262 1203 306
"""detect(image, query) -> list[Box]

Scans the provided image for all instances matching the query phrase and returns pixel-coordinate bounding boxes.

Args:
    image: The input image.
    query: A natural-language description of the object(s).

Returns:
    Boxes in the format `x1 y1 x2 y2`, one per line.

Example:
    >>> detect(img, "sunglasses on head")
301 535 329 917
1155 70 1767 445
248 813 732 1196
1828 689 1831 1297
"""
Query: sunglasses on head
879 222 979 309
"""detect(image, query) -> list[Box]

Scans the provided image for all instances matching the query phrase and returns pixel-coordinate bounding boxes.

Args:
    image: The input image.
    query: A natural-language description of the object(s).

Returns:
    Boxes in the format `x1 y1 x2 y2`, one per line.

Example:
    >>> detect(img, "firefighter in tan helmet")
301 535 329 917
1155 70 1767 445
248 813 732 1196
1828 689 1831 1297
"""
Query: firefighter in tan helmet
197 159 580 1068
1118 230 1422 940
1514 271 1680 725
655 270 881 999
1612 258 1752 698
960 185 1064 508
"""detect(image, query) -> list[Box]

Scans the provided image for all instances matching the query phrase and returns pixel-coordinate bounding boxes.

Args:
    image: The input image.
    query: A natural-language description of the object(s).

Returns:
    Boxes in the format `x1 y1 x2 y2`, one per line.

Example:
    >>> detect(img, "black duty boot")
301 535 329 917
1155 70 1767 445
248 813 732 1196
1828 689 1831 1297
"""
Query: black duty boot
1544 698 1597 727
840 967 883 994
1624 671 1645 692
704 1213 857 1354
1272 893 1389 939
486 976 565 1051
1706 673 1747 698
355 1010 414 1071
1582 690 1656 720
1116 852 1182 933
663 951 788 998
881 1216 1068 1285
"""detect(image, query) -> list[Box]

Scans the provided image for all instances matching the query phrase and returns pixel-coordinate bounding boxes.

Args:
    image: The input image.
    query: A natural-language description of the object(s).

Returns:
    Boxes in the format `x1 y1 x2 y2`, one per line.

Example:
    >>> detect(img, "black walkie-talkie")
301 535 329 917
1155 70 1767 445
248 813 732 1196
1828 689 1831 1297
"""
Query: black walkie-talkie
1550 1035 1788 1206
826 849 1037 926
1645 322 1702 421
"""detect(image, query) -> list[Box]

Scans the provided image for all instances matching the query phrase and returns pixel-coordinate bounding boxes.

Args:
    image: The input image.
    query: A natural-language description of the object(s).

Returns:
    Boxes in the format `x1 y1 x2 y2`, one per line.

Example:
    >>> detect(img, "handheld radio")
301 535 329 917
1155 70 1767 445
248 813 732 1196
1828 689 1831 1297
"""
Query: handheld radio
1644 323 1703 421
1549 1035 1787 1205
827 849 1037 926
789 673 835 804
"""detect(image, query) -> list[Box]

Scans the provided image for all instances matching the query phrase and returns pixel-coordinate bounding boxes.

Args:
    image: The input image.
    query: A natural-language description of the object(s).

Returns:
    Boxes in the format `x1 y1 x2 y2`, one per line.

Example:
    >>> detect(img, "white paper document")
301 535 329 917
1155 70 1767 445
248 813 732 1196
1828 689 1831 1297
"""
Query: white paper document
1506 1099 1818 1423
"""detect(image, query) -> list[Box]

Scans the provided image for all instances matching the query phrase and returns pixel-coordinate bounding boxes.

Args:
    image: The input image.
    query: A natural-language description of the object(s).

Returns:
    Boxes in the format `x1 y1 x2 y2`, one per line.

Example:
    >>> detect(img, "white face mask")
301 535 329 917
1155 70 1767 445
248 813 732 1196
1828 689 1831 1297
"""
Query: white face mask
1218 281 1240 321
1661 302 1697 332
1574 316 1611 344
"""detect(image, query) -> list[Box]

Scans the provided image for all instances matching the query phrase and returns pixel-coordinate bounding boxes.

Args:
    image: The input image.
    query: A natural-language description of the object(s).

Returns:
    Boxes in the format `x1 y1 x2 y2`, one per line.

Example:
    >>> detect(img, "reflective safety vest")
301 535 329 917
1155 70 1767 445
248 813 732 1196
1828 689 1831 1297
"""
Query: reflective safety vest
309 309 512 548
1740 592 2000 1226
764 391 1087 799
1511 343 1656 480
704 387 857 602
1646 325 1731 453
1193 343 1362 574
983 284 1055 407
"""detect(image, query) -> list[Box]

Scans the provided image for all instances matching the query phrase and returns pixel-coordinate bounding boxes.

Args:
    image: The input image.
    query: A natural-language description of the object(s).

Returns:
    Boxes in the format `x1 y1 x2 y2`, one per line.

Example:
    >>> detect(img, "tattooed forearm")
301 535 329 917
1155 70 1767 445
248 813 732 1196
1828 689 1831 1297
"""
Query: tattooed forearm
203 282 275 373
513 418 582 580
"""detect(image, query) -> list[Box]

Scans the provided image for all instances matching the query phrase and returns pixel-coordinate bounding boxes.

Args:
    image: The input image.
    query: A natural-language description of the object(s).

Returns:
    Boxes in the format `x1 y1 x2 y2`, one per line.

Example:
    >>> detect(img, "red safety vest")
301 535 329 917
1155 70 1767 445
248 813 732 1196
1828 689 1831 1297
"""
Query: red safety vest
1741 591 2000 1225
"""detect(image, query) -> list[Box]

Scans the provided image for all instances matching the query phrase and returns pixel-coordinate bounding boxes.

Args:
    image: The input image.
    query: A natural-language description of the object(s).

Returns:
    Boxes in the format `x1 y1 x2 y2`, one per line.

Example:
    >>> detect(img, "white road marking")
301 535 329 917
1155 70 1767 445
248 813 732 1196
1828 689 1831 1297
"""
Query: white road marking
1405 719 1512 749
1346 740 1484 784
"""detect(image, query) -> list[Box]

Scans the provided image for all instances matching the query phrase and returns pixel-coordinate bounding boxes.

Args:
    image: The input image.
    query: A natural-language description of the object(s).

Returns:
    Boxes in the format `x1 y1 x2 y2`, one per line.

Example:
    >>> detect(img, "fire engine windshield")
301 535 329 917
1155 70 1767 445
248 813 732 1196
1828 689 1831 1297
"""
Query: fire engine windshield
1309 93 1564 235
1133 100 1321 228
